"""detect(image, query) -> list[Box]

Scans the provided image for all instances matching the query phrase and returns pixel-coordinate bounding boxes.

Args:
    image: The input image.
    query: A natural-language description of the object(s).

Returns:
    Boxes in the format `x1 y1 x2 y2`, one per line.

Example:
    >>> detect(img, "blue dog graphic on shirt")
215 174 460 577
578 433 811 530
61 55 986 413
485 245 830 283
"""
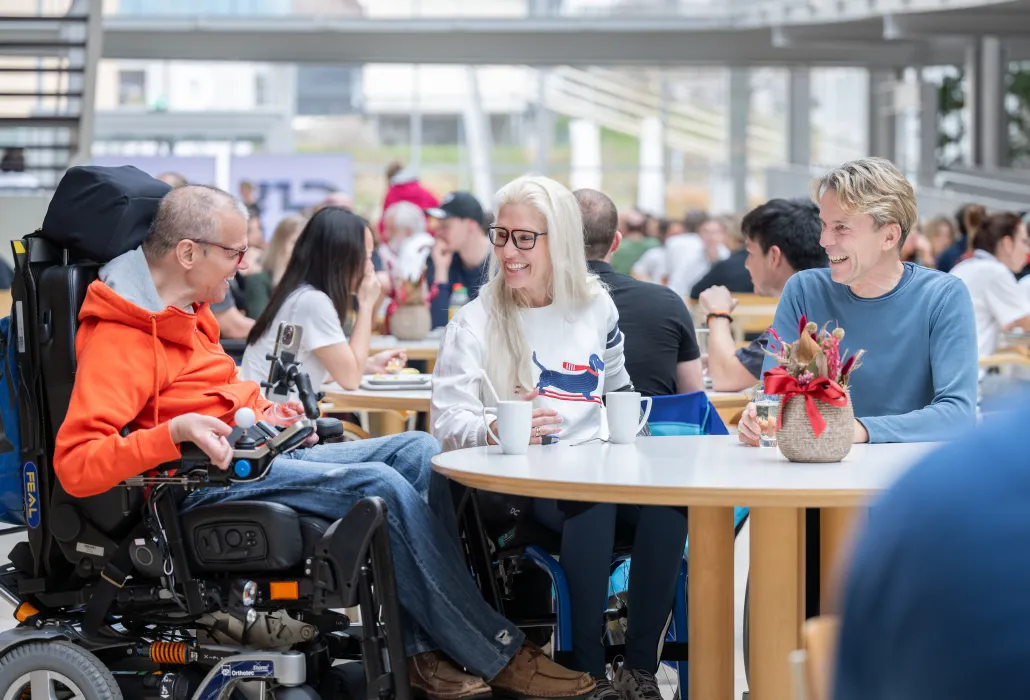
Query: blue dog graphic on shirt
532 352 604 403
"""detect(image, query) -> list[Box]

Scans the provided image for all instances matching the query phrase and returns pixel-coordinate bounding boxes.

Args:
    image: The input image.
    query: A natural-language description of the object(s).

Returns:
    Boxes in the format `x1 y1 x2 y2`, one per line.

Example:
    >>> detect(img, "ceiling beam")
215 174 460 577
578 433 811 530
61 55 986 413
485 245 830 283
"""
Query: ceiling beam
101 17 968 68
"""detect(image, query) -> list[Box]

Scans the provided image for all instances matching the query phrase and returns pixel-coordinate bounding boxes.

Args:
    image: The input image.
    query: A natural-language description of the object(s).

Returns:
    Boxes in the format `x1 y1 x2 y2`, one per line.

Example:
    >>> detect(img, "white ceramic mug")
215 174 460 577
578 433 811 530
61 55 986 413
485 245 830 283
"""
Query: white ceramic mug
606 391 652 444
483 401 533 455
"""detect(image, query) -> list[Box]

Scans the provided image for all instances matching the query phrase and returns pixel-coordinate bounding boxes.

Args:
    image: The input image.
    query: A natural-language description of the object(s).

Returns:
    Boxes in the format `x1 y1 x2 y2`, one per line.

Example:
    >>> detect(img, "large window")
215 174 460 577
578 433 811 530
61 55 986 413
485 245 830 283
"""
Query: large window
118 70 147 107
296 66 362 116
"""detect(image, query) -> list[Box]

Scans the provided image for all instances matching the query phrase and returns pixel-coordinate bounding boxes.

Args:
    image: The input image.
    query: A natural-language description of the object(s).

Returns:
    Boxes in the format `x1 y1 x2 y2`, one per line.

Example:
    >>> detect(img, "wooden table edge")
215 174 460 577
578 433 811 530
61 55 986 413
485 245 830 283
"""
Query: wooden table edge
322 393 432 413
432 464 880 508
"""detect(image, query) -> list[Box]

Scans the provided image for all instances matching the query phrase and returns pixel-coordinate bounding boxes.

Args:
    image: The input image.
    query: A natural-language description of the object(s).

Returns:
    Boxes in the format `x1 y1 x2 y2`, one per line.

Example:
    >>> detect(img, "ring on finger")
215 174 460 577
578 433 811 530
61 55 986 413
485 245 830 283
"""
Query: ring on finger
533 426 540 438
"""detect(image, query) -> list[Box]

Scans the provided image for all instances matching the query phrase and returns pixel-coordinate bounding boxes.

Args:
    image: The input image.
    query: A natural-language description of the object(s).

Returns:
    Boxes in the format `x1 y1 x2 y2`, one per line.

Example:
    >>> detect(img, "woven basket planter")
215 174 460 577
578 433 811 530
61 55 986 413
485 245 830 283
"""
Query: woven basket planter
390 305 431 341
777 390 854 463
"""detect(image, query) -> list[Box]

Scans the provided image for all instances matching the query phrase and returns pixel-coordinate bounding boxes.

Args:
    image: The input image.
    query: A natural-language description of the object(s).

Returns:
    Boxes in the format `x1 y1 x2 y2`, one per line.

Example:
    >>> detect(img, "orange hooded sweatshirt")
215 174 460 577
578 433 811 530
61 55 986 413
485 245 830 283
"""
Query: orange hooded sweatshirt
55 274 272 497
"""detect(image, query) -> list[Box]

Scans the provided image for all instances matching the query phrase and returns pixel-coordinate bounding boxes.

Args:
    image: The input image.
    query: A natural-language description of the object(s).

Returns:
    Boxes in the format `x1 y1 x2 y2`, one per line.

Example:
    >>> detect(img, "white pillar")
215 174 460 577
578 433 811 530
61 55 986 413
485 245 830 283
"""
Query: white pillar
918 76 938 187
965 42 983 165
569 119 602 192
638 116 666 216
728 68 750 212
463 67 494 207
867 70 897 162
787 68 811 166
979 36 1007 168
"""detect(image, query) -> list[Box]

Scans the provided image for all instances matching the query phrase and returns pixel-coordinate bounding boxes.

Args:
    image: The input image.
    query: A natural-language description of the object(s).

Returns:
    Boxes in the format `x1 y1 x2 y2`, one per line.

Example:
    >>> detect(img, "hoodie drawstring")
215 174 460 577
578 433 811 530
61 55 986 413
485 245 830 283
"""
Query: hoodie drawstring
150 315 160 426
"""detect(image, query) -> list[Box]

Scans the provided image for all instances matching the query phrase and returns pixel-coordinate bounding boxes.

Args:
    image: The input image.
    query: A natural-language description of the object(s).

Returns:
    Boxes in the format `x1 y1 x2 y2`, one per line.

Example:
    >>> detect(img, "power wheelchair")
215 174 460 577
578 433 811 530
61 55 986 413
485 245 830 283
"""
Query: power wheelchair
0 233 410 700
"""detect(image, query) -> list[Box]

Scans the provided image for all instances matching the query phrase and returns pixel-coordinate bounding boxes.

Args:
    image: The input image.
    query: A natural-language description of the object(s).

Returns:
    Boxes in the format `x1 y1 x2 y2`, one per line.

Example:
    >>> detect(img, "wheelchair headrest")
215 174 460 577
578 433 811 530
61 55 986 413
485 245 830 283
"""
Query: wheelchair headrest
41 166 171 263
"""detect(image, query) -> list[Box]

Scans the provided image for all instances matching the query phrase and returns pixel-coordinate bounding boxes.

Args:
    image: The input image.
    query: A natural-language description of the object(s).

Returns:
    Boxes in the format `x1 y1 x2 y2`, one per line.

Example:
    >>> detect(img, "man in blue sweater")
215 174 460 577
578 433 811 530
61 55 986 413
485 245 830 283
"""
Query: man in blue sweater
739 157 978 446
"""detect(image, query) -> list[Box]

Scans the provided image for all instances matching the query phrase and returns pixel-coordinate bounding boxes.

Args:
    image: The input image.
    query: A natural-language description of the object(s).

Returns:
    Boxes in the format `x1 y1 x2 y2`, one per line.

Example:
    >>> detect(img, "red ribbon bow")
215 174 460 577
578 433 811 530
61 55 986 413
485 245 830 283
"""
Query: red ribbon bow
762 368 847 438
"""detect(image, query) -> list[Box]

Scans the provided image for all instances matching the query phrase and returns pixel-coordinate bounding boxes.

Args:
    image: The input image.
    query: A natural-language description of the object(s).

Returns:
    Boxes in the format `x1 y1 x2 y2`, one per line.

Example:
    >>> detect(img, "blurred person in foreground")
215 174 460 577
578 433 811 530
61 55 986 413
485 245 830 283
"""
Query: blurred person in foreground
156 172 188 189
632 211 703 284
610 208 656 276
663 214 730 298
698 198 828 392
578 188 703 397
834 394 1030 700
738 157 978 447
243 213 308 319
924 215 958 265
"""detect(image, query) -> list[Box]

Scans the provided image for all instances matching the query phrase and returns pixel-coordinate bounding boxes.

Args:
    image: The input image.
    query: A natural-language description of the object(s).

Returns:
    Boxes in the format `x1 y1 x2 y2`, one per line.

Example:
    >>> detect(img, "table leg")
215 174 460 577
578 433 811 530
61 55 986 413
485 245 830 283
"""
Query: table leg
687 506 735 700
749 507 804 700
369 411 409 436
820 507 863 613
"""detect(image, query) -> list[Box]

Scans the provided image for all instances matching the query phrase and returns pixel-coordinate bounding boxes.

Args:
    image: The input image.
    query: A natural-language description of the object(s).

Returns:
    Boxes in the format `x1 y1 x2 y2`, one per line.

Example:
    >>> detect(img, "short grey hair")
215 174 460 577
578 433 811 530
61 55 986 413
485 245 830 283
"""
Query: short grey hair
384 200 427 235
143 185 249 260
575 188 618 261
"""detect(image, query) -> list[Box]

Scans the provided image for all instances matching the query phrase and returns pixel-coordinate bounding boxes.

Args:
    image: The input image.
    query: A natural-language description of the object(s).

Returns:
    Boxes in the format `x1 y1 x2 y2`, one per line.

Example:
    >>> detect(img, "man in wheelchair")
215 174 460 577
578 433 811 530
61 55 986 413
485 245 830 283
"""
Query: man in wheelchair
17 182 593 700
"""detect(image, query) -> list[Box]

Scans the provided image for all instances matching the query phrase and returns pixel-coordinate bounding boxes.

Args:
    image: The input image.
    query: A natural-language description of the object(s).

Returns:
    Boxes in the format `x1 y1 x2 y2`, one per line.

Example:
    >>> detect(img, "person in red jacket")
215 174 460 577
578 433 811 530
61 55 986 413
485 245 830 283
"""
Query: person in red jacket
379 161 439 236
54 183 594 700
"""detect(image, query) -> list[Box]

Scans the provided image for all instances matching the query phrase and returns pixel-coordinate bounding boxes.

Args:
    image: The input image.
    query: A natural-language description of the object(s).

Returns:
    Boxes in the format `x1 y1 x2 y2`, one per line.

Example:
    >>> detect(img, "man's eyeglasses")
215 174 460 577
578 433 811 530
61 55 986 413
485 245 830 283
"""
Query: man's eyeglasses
488 226 548 251
188 238 248 264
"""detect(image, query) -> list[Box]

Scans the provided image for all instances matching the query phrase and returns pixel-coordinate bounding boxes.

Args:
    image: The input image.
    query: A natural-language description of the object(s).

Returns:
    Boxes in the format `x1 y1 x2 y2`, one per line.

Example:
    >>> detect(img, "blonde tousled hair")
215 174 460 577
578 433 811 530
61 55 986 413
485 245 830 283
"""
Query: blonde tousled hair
811 157 918 246
482 175 601 398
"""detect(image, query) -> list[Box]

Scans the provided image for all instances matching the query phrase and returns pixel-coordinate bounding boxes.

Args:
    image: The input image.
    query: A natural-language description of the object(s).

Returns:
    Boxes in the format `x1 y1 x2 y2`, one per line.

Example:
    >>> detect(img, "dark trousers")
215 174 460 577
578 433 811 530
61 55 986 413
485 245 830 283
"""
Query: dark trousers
533 500 688 678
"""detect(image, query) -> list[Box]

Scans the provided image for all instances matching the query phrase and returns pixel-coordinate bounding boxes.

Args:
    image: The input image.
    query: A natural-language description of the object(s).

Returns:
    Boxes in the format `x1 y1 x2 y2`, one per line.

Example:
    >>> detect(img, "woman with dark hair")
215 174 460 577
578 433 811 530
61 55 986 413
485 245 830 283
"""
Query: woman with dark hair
951 211 1030 357
240 207 404 391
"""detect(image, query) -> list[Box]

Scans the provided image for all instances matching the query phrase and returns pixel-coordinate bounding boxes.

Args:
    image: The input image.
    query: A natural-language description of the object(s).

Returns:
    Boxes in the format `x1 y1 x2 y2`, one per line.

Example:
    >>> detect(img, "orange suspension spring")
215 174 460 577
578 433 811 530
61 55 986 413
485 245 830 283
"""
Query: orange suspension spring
149 641 188 665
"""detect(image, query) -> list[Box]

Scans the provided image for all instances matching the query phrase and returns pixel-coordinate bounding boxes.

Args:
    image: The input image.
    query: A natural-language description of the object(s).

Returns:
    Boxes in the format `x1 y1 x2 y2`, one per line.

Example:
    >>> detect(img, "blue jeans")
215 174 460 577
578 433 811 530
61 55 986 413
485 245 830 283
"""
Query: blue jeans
533 500 687 678
181 432 525 678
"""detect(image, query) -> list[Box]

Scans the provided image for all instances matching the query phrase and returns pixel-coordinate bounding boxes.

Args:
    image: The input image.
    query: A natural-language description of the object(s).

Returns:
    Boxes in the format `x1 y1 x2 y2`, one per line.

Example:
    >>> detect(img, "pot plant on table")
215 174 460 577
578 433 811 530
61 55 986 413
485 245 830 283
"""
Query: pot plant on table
762 315 865 463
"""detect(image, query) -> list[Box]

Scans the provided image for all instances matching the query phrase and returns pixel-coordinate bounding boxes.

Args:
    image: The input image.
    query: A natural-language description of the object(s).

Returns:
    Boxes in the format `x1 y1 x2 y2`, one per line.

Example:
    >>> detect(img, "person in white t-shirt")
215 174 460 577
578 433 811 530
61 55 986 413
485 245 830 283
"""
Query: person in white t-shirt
951 212 1030 358
664 215 731 297
240 207 405 392
433 176 682 700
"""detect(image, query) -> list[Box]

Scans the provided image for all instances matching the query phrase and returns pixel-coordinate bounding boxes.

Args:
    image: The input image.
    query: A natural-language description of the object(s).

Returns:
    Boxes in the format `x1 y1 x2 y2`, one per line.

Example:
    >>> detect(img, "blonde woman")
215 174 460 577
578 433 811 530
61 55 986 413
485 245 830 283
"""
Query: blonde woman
244 213 307 318
432 175 688 700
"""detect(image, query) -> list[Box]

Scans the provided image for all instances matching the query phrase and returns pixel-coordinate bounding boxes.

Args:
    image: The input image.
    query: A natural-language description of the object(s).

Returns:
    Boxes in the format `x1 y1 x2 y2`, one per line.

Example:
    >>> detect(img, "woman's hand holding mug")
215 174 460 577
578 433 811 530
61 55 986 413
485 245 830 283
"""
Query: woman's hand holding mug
484 388 563 452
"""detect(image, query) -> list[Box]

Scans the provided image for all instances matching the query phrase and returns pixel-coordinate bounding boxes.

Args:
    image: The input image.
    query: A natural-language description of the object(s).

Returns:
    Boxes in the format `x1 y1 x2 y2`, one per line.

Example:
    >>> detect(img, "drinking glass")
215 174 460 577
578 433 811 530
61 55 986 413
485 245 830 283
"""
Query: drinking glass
754 391 781 448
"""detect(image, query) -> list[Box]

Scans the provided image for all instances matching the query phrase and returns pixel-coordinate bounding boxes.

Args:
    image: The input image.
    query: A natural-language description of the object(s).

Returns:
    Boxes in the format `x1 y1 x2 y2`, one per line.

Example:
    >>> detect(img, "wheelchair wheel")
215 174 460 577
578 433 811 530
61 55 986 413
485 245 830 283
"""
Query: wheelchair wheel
0 641 122 700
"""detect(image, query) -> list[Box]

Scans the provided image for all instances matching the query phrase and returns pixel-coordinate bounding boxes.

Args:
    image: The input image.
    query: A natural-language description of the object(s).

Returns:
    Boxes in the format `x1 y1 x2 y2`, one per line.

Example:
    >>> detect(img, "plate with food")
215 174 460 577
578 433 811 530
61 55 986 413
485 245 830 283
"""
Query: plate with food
361 373 432 390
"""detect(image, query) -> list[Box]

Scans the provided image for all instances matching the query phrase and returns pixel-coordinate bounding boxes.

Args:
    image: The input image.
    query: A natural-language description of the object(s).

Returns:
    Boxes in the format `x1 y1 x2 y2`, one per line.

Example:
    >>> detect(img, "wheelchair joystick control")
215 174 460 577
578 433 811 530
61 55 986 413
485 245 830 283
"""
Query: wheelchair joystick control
233 408 258 450
235 408 256 430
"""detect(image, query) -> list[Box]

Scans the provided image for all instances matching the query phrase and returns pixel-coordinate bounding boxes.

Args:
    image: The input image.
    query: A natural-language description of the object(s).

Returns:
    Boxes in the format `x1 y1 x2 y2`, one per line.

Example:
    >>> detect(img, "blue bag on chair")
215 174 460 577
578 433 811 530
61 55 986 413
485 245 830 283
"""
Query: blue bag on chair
646 390 729 436
0 316 23 525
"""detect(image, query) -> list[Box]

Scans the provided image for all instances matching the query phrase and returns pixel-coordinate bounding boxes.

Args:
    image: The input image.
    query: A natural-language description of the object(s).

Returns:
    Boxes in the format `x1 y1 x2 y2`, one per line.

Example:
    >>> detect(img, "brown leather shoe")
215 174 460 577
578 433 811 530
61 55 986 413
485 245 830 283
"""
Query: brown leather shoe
408 651 493 700
489 644 596 698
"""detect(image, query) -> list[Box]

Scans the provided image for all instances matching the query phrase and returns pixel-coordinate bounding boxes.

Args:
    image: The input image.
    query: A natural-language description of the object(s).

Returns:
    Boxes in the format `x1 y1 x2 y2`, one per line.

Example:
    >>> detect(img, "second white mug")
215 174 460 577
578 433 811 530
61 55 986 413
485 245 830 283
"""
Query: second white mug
606 391 652 444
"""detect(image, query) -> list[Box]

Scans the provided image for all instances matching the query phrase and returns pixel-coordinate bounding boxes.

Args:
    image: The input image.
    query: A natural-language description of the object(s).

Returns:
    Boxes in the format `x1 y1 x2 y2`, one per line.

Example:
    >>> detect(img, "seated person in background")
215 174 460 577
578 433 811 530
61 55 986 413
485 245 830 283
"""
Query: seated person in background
244 213 307 319
433 176 685 700
690 215 754 297
950 212 1030 357
630 213 693 285
379 200 435 289
664 214 730 298
577 188 704 396
241 207 405 391
425 192 491 327
210 278 255 339
56 184 593 700
738 157 978 446
155 172 187 189
699 198 828 392
613 208 656 276
924 214 958 265
936 203 985 273
835 396 1030 700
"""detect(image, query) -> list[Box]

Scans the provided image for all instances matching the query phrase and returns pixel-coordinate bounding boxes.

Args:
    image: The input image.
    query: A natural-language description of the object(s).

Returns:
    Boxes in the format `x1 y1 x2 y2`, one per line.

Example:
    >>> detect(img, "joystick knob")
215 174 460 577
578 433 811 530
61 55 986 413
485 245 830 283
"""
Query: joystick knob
235 407 257 431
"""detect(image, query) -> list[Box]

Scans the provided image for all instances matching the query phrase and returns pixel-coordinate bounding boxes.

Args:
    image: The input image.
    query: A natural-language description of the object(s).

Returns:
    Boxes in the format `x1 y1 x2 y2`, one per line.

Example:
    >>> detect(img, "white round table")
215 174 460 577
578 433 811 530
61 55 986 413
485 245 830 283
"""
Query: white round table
433 435 938 700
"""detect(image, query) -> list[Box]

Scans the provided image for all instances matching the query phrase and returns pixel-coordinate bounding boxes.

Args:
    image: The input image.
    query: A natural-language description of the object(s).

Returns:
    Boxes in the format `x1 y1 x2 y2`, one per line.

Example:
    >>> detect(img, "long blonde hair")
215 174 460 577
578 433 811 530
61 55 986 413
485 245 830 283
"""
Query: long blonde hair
482 175 601 398
263 214 308 285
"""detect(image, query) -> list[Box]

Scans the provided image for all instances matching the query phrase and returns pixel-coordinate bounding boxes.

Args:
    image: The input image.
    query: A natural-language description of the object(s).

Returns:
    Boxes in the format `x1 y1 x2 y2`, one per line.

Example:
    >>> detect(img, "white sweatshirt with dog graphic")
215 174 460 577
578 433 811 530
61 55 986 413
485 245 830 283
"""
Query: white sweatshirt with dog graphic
431 287 631 452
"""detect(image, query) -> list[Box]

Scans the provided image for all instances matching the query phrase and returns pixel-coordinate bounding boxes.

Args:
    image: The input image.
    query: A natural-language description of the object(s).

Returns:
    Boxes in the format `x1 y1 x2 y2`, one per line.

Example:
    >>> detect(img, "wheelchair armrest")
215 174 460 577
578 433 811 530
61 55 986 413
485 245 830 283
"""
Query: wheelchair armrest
316 417 344 442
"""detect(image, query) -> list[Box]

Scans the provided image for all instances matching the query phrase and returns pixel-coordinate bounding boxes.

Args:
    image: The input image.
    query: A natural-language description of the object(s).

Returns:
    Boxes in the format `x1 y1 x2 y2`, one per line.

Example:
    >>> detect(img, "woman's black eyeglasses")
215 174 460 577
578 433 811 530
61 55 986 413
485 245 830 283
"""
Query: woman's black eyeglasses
488 226 548 251
188 238 248 264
